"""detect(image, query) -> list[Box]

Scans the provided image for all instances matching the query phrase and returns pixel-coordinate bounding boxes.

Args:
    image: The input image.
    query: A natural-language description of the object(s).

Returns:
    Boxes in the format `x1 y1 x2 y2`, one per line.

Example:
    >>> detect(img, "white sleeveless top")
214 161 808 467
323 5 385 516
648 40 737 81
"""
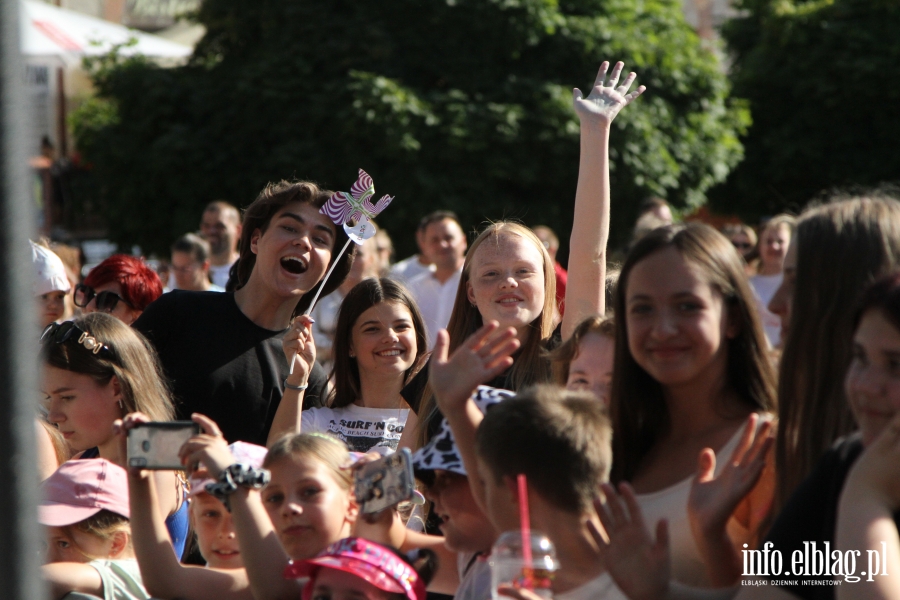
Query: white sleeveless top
634 418 765 587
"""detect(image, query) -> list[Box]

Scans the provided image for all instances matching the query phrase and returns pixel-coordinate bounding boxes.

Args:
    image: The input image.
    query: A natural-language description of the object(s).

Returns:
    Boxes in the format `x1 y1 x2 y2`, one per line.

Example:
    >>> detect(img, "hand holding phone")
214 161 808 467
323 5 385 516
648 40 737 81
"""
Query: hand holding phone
127 421 200 470
354 449 415 514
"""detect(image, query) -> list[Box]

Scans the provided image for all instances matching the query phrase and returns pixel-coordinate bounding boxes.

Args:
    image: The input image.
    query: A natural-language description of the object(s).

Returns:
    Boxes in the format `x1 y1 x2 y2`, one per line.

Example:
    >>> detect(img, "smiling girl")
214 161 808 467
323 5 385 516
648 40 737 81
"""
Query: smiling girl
134 181 355 446
609 223 777 587
272 278 427 452
177 415 361 600
402 61 645 443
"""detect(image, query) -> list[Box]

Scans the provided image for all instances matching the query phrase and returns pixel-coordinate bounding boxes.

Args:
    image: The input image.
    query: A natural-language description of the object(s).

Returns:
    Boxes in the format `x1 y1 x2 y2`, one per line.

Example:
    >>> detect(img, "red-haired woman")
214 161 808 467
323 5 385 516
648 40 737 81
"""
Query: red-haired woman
76 255 163 325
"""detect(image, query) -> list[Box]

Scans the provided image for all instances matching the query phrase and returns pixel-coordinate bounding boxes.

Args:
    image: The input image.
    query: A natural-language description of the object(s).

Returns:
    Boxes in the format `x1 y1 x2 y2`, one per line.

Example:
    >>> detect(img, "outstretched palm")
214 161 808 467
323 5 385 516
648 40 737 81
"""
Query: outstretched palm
573 61 645 126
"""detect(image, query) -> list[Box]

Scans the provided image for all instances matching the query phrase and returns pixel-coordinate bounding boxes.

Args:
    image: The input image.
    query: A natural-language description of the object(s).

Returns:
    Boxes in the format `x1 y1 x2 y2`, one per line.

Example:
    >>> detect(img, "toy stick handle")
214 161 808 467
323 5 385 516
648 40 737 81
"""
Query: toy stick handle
289 238 354 375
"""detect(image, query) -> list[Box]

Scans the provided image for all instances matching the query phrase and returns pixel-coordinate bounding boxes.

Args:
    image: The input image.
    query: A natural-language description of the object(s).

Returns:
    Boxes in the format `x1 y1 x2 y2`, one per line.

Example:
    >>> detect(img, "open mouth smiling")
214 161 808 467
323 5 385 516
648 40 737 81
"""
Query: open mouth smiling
280 256 308 275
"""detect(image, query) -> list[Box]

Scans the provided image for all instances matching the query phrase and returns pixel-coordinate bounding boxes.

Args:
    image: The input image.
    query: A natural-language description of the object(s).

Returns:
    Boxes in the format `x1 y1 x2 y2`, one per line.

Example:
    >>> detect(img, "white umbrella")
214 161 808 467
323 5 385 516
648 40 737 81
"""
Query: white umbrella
20 0 192 63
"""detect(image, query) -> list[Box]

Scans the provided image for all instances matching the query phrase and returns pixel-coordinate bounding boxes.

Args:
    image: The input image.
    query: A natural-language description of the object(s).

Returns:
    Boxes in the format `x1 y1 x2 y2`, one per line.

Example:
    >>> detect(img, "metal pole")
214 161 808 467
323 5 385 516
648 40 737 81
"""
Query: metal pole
1 0 43 596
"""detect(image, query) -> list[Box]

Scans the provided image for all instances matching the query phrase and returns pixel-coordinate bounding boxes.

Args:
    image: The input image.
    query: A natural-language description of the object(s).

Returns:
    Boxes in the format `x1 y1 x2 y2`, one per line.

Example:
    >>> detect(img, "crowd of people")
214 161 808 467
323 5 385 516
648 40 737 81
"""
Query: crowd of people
27 60 900 600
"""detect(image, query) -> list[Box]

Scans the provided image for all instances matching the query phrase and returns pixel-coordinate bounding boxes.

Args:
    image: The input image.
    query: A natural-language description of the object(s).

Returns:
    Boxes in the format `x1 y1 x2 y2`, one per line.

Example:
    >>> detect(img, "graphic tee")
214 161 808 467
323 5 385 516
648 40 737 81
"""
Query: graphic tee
301 404 409 454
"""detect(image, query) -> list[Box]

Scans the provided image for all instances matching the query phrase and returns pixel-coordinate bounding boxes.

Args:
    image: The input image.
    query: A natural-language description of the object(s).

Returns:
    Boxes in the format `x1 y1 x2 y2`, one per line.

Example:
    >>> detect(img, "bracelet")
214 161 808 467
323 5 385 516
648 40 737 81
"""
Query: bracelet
283 378 308 391
205 463 271 511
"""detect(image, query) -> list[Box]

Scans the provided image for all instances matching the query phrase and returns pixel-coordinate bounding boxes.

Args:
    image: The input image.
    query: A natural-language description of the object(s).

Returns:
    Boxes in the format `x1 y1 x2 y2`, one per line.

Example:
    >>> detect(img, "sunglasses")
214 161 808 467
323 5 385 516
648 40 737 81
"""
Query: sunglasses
732 242 753 250
74 284 132 313
41 321 112 358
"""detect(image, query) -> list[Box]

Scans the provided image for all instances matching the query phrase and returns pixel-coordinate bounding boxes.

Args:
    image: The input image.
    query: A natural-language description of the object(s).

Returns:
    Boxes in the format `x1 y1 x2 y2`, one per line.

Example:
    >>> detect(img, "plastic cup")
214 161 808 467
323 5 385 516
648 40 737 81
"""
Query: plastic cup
490 530 558 599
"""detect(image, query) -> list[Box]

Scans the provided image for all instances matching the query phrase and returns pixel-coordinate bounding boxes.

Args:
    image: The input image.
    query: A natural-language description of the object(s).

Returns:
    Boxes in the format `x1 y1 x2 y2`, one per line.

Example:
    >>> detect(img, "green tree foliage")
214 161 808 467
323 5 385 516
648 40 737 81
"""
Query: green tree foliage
709 0 900 218
72 0 747 256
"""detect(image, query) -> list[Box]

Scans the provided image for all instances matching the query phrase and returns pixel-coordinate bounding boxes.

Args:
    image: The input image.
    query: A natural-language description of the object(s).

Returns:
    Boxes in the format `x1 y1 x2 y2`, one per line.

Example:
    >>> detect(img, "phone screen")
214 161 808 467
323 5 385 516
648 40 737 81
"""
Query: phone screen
127 422 199 470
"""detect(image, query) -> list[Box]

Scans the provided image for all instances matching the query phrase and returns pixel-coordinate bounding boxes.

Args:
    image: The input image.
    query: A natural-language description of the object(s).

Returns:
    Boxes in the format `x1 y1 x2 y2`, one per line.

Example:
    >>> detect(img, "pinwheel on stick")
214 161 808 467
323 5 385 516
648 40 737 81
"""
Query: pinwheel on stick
289 169 394 374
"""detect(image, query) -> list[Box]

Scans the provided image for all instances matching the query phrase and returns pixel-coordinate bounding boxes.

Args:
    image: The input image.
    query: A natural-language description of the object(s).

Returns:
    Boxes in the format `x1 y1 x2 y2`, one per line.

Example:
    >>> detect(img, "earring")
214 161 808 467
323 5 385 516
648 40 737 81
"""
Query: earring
118 398 124 410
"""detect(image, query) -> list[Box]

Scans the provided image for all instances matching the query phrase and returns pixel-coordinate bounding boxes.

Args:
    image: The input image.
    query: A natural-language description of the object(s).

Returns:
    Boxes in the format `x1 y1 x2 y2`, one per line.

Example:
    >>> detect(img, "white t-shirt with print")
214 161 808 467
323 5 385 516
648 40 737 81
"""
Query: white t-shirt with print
301 404 409 454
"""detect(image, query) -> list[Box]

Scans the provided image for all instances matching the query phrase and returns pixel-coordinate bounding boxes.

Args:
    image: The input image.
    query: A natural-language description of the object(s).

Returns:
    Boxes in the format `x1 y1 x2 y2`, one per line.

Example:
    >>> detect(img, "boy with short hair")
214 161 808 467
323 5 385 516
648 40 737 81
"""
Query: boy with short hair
429 323 628 600
412 387 511 600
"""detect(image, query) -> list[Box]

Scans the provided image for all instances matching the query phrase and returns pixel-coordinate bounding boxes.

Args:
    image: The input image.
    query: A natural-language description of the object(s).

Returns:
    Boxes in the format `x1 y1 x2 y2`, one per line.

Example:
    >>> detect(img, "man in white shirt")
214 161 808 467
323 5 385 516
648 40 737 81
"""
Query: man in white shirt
199 200 241 289
406 211 467 348
389 215 434 283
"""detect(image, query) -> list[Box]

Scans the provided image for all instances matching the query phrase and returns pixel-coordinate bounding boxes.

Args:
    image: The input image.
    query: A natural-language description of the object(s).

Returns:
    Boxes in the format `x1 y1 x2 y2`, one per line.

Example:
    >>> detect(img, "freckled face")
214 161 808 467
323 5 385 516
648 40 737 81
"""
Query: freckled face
466 234 546 335
625 247 735 389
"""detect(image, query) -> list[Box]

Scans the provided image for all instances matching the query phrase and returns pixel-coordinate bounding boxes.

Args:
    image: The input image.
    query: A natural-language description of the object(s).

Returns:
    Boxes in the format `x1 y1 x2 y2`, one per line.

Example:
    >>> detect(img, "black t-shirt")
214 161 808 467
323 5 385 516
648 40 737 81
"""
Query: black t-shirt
764 434 900 599
133 290 328 446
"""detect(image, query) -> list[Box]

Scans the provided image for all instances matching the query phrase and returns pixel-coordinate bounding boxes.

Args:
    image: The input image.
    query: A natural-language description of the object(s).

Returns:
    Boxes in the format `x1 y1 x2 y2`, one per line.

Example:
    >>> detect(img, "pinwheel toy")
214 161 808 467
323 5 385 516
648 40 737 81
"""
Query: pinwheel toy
290 169 394 373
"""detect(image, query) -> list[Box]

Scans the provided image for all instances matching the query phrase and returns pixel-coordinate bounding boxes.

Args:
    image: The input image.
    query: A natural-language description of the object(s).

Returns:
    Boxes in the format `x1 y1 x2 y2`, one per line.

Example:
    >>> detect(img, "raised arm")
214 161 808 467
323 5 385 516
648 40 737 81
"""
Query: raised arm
115 414 252 600
430 322 519 512
562 61 645 340
268 315 316 447
180 414 303 600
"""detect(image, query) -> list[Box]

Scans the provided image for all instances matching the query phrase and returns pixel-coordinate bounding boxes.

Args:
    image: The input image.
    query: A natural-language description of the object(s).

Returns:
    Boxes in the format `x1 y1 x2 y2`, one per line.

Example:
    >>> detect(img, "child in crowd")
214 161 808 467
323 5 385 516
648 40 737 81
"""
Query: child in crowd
749 215 795 348
32 240 71 329
117 410 266 600
401 60 645 446
609 223 777 587
592 270 900 600
274 278 427 452
40 459 152 600
412 387 512 600
40 313 188 558
550 314 615 405
284 537 433 600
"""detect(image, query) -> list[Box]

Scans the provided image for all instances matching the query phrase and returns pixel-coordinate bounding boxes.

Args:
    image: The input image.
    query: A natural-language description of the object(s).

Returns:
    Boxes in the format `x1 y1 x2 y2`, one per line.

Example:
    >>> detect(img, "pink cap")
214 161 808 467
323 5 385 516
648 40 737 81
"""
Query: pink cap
285 538 426 600
39 459 130 527
188 441 268 498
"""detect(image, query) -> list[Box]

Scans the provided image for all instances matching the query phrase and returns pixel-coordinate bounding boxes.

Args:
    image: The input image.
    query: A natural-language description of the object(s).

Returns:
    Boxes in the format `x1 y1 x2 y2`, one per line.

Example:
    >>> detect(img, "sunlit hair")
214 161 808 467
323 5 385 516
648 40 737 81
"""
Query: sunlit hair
41 312 175 422
610 223 776 483
777 196 900 508
61 509 131 561
83 254 162 311
234 181 354 315
264 433 353 491
549 314 615 385
414 222 557 446
476 384 612 513
329 278 428 409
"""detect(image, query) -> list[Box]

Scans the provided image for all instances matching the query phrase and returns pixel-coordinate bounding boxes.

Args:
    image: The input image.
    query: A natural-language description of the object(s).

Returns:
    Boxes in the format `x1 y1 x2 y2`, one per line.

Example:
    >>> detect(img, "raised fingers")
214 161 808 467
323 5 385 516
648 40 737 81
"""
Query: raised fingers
617 71 637 94
624 85 646 105
192 413 222 437
592 61 611 89
606 61 625 89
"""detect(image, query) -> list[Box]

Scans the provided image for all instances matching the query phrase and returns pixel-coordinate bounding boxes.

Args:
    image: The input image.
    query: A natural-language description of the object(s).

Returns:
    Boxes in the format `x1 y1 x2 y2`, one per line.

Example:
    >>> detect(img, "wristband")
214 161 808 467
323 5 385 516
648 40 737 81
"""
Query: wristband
205 463 271 511
283 378 308 391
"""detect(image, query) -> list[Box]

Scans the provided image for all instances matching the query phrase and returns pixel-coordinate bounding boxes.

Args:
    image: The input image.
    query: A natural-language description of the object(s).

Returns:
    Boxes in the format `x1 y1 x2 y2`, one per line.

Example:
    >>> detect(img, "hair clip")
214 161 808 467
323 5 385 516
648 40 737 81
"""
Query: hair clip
78 331 105 354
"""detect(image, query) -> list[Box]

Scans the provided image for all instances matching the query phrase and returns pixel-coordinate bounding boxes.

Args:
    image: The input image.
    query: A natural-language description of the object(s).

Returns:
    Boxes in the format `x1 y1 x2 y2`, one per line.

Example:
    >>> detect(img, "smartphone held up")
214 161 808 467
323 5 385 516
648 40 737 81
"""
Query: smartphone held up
127 421 199 470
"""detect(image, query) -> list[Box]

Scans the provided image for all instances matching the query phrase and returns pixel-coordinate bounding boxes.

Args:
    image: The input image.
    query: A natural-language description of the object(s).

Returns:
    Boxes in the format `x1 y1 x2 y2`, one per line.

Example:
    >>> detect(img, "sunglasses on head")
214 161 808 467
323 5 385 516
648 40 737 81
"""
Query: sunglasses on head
74 284 132 313
41 321 112 358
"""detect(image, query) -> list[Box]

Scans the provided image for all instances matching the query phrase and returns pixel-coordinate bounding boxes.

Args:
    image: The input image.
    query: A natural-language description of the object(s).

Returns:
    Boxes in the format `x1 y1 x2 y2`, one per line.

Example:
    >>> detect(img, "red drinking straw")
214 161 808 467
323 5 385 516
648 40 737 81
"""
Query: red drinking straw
517 473 533 585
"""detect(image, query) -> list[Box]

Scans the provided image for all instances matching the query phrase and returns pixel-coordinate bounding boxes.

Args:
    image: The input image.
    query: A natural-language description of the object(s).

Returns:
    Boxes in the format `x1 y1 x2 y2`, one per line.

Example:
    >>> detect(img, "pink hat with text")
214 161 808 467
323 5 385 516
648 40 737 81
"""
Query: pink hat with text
39 459 130 527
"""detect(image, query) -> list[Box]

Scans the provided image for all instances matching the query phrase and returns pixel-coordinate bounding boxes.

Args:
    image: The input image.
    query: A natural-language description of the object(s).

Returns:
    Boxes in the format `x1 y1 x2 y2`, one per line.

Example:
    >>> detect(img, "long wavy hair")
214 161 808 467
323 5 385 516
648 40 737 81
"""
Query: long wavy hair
41 312 175 422
776 196 900 507
610 223 777 483
414 222 557 446
328 278 428 409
